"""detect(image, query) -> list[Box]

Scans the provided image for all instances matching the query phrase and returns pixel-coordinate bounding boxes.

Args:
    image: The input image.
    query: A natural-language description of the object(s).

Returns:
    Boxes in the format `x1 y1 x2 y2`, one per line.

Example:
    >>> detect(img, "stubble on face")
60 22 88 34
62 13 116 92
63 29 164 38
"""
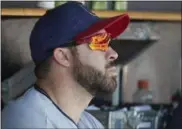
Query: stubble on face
70 47 117 97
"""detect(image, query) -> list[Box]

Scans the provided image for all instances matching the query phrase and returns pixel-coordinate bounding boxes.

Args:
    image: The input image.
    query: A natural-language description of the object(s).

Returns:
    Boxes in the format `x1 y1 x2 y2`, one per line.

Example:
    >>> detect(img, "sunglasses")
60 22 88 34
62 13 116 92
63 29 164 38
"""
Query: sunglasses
76 32 111 51
48 32 112 53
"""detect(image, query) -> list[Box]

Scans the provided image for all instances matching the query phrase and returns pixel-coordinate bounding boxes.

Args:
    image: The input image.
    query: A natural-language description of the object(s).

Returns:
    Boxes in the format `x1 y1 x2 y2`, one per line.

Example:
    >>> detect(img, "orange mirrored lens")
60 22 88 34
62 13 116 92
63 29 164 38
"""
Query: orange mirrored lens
89 33 111 51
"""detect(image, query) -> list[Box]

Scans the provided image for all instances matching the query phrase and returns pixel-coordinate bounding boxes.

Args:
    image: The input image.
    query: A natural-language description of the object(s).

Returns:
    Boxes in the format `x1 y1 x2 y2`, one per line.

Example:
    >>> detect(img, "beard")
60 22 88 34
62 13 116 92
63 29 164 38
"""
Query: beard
71 49 117 97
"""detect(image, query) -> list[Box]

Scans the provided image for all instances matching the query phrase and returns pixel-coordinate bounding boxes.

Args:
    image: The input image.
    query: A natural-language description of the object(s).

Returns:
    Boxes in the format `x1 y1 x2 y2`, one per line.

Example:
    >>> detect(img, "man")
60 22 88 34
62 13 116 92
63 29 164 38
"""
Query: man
2 1 130 128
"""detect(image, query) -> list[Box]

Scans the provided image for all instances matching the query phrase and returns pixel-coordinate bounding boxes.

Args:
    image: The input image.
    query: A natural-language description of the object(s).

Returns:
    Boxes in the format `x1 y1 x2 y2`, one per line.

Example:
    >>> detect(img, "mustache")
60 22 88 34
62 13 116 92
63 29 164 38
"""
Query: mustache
105 61 117 69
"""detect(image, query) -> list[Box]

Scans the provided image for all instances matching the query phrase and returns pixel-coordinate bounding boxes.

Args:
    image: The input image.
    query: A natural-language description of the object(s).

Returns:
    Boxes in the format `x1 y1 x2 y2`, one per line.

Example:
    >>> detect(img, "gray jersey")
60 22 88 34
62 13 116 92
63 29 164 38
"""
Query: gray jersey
2 87 104 129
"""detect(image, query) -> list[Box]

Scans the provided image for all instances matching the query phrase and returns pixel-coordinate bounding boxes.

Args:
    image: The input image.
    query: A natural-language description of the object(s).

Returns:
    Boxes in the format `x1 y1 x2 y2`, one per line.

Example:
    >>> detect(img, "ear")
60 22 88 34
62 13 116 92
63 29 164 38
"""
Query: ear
53 48 71 67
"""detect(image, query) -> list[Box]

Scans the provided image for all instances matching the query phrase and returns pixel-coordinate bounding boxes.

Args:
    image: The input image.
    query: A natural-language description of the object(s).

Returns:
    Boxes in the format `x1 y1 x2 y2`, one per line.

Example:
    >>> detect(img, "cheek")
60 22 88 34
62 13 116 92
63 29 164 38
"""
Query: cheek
77 44 106 71
80 52 106 71
91 55 105 71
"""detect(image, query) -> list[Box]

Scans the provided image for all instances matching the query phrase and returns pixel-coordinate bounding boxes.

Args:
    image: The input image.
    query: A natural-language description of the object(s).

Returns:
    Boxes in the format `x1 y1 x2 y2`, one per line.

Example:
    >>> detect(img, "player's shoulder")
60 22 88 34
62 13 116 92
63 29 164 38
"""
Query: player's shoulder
1 87 50 128
2 101 48 129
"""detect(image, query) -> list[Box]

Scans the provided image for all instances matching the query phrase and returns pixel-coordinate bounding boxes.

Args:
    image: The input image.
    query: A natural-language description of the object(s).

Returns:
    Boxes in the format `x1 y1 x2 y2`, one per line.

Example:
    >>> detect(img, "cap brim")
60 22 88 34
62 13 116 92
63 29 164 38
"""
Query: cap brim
75 14 130 40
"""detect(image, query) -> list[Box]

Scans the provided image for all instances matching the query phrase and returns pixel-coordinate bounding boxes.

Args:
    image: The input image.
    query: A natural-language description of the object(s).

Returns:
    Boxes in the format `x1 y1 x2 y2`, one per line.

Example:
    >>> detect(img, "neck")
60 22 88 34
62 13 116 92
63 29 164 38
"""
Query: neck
36 76 93 123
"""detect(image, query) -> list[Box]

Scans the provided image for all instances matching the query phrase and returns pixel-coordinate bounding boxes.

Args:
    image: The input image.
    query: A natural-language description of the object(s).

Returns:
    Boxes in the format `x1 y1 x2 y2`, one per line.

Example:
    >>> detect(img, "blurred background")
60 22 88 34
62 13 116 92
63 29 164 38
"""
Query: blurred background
1 1 181 129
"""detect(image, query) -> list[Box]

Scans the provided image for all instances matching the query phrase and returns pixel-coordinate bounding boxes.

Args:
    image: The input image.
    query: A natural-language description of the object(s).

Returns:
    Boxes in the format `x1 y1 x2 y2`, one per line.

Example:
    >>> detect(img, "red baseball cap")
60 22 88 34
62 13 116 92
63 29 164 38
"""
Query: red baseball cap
30 1 130 64
75 14 130 43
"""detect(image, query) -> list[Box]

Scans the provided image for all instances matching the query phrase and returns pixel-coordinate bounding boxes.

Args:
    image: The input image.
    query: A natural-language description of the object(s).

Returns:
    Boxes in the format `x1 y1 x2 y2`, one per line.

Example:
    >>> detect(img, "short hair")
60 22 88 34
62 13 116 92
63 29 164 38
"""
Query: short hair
34 56 52 79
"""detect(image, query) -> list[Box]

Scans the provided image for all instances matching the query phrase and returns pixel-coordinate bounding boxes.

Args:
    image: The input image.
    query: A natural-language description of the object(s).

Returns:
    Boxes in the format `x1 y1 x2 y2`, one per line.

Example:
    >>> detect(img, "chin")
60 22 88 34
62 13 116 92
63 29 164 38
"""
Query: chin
72 56 117 96
102 77 117 93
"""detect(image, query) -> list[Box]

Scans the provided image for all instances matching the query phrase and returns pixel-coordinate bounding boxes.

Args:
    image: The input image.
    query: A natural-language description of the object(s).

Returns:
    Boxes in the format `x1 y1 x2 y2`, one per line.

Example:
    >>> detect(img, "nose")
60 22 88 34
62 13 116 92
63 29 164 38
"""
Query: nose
106 47 118 62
